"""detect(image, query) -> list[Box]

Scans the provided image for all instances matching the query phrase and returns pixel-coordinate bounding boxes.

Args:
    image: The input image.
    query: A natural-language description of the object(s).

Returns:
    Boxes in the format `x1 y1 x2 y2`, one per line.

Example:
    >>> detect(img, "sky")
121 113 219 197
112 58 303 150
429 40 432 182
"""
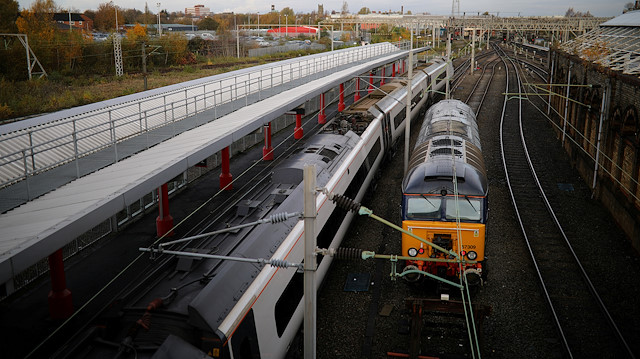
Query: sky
16 0 631 18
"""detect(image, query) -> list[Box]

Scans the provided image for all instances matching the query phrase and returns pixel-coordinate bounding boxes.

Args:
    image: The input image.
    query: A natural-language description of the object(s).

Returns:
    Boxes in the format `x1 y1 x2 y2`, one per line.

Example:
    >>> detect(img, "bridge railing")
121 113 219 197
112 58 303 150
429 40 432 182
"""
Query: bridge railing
0 42 405 195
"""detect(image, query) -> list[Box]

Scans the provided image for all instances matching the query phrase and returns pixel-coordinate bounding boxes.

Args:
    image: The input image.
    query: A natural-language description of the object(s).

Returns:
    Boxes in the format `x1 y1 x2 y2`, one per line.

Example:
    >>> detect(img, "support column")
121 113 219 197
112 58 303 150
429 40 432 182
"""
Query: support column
219 146 232 190
156 183 174 237
294 113 303 139
338 83 345 112
354 77 361 102
262 122 273 160
368 71 374 93
48 249 73 320
318 93 326 124
403 60 406 73
380 66 386 86
392 62 396 78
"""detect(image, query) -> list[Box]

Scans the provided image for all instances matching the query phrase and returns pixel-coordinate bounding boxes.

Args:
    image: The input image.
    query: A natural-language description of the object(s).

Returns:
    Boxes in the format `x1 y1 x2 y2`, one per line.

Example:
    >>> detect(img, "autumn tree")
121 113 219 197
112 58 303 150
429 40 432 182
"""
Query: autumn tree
280 7 295 18
0 0 19 33
94 2 123 31
126 23 148 42
15 0 57 43
123 8 144 25
197 17 219 30
358 7 370 15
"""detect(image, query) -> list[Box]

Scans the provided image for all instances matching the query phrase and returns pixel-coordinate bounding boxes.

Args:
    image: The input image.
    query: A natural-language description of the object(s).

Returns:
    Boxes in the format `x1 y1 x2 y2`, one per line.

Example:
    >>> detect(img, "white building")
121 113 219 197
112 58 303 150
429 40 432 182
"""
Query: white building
185 5 212 18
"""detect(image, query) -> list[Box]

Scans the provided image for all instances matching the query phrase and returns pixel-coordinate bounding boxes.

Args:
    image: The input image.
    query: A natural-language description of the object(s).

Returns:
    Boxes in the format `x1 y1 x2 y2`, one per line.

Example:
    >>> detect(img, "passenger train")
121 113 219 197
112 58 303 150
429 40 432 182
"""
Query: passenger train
54 57 451 359
401 99 488 287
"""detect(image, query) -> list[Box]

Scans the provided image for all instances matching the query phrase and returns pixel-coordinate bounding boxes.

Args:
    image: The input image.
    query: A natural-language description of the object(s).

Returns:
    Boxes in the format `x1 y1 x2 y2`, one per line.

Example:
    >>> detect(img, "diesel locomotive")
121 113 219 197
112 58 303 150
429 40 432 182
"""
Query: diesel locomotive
401 99 488 287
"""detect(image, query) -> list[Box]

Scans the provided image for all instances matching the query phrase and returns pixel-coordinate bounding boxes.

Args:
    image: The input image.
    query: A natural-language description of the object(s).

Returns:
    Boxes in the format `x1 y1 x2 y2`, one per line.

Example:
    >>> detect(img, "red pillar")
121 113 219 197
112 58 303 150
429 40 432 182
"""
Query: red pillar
338 83 345 112
262 123 273 160
48 249 73 320
381 67 386 86
219 146 232 190
318 93 326 124
156 183 174 237
392 62 396 77
354 77 361 102
368 72 374 93
294 113 303 139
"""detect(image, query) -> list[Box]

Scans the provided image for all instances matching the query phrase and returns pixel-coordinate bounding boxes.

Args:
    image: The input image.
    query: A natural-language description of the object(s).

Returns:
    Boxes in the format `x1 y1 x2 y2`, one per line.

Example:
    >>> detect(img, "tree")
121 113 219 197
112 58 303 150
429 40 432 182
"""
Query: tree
280 7 294 18
341 1 349 15
15 0 57 43
83 9 96 22
197 17 219 31
358 7 370 15
126 23 147 42
0 0 19 33
624 2 635 12
564 7 593 17
94 2 123 32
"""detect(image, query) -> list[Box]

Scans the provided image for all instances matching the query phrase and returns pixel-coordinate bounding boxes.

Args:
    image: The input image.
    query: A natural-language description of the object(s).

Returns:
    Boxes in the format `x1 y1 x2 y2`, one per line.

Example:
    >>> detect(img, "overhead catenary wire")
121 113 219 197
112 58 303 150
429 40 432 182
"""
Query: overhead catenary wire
158 211 302 247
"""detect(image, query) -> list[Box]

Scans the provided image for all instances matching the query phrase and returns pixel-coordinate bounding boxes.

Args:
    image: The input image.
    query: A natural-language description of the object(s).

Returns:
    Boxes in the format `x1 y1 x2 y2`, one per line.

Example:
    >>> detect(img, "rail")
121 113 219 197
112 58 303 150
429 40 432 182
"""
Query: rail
0 42 408 195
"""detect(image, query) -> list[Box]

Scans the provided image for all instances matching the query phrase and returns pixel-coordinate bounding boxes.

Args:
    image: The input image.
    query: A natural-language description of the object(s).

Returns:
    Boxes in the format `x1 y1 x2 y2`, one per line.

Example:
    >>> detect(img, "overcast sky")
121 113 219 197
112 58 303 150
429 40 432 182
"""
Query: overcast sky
17 0 630 17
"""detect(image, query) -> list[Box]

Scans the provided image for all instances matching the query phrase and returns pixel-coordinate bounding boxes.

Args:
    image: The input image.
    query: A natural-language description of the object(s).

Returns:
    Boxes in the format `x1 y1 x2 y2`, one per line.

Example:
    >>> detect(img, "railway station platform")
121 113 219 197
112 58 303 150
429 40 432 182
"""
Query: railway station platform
0 43 425 302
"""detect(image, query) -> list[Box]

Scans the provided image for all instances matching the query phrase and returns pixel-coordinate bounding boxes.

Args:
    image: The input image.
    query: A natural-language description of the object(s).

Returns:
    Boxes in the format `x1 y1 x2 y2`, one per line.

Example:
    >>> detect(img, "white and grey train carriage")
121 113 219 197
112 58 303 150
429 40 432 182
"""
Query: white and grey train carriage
55 58 451 359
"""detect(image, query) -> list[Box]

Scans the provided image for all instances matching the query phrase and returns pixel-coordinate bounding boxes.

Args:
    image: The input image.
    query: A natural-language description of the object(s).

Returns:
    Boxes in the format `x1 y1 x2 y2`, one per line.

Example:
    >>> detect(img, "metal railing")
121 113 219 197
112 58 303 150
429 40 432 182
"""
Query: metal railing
0 43 406 194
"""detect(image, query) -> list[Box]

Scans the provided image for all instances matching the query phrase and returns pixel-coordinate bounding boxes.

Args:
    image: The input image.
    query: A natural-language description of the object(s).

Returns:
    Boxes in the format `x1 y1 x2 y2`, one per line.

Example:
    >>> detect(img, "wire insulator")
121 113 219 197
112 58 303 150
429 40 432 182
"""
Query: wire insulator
269 212 289 224
331 193 361 212
335 248 363 260
269 259 290 268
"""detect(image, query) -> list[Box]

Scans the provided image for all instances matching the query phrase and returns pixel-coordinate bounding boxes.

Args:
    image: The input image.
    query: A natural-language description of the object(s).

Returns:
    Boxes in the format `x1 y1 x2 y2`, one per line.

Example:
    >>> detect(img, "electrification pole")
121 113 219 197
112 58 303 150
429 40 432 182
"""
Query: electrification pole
404 28 413 174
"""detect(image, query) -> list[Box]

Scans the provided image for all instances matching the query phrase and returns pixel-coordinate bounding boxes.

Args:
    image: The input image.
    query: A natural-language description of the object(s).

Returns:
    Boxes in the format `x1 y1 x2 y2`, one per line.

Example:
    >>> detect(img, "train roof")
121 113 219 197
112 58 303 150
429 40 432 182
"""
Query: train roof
187 133 358 334
416 99 481 149
403 100 487 196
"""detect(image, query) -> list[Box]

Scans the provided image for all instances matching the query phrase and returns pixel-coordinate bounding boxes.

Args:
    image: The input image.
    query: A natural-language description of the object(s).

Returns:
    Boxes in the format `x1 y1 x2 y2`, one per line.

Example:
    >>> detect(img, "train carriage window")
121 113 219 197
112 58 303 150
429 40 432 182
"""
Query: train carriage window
231 309 261 358
445 198 482 221
365 139 382 169
394 111 406 130
406 197 442 219
275 272 303 337
412 92 422 106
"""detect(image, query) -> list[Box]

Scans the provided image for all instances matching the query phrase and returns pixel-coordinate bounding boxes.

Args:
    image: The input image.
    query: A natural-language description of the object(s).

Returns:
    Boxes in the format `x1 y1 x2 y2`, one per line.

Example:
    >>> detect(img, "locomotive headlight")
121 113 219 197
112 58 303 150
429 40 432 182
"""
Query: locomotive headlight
408 248 418 257
466 251 478 260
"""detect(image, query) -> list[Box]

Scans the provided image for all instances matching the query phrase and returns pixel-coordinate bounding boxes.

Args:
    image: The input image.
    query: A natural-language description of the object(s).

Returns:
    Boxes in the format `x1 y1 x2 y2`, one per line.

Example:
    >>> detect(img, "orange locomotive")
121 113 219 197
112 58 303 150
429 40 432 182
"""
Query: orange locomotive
401 99 488 288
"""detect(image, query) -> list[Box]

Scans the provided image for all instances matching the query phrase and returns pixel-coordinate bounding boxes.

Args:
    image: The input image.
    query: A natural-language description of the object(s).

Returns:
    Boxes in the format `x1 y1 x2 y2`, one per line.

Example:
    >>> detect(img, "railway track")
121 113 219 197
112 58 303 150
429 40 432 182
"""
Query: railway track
496 44 636 359
464 53 500 114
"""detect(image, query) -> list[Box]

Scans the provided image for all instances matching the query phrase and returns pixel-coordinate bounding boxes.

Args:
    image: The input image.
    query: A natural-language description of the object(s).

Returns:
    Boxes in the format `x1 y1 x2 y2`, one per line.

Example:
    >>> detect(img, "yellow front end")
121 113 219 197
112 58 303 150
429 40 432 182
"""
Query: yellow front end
401 220 485 280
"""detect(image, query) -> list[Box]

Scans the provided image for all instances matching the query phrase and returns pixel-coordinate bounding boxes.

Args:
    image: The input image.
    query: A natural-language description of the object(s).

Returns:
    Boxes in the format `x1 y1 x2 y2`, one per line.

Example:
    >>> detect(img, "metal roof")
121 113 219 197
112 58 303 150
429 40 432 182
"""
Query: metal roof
0 47 422 285
601 10 640 27
561 11 640 75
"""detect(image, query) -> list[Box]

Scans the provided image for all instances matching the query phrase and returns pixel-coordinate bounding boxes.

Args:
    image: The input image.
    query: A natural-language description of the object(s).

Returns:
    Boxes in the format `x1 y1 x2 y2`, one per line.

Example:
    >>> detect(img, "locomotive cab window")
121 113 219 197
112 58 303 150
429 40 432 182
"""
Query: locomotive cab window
445 197 483 221
405 196 442 219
